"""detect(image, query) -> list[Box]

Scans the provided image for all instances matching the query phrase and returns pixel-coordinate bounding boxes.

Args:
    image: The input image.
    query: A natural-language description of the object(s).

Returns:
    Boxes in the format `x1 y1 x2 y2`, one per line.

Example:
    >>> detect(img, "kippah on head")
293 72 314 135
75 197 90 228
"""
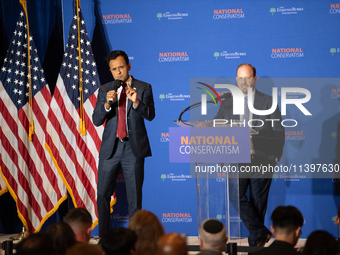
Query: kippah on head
203 219 224 234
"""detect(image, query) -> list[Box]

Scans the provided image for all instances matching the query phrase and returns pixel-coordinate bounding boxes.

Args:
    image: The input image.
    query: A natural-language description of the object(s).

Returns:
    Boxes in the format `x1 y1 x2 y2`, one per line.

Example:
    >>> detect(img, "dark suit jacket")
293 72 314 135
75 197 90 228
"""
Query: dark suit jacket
214 90 285 161
92 76 155 159
249 240 300 255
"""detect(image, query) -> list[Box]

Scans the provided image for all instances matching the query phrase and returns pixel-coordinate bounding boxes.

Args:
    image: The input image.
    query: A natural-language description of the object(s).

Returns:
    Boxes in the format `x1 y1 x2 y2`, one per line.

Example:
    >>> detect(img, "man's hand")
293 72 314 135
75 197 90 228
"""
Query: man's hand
125 83 139 107
105 90 117 109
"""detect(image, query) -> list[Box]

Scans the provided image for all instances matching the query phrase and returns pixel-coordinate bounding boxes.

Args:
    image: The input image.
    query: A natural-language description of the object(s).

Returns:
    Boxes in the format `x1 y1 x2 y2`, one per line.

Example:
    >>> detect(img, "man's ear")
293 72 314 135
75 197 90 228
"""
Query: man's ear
87 226 92 237
335 216 340 225
199 237 203 249
295 226 302 238
270 225 275 235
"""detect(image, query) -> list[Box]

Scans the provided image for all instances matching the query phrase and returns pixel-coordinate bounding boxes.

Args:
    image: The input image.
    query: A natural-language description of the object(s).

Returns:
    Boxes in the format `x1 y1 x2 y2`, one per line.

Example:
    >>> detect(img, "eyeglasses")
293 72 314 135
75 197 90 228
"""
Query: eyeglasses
236 77 255 82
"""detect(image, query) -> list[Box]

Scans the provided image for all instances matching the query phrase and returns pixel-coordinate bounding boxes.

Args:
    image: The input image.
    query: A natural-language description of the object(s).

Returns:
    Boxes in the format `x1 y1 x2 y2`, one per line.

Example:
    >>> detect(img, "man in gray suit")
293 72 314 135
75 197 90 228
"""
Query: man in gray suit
214 63 285 246
92 50 155 237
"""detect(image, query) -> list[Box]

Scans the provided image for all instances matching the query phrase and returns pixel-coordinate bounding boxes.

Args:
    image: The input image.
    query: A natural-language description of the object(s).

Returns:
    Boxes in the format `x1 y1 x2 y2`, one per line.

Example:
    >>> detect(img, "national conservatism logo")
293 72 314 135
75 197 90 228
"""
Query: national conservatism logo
159 52 189 62
161 212 193 223
102 14 132 24
213 8 245 19
271 47 304 58
330 4 340 14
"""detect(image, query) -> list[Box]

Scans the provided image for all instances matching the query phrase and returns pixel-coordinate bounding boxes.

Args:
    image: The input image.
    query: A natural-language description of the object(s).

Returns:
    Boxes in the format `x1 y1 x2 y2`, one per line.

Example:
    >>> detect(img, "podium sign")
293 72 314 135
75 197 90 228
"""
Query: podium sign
169 127 251 163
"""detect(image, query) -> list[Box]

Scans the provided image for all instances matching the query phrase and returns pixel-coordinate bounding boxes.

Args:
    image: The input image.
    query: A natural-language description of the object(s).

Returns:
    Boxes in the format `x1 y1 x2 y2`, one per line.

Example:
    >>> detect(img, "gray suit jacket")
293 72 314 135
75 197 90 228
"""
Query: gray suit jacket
92 76 155 159
214 90 285 161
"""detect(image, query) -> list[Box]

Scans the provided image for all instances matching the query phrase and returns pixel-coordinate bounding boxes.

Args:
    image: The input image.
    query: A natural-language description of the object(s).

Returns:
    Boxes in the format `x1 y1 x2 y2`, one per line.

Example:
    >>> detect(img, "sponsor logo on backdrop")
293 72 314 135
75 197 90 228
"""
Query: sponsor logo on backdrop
159 93 190 101
278 91 307 99
331 131 339 140
213 9 245 19
162 213 193 223
330 4 340 14
102 14 132 24
270 6 303 15
285 130 305 141
278 173 305 181
330 48 340 55
111 214 129 221
159 52 189 62
214 51 246 60
116 173 125 183
271 48 304 58
331 88 340 98
161 173 191 182
160 132 169 143
157 12 189 20
216 214 241 222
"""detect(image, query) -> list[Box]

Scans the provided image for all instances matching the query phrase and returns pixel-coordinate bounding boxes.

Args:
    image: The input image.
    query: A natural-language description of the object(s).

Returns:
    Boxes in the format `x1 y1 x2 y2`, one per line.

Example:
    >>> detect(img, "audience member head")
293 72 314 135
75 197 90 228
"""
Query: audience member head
65 242 104 255
100 228 137 255
270 205 303 246
46 221 77 255
128 209 165 255
157 233 187 255
302 230 339 255
64 207 92 243
199 219 227 252
16 232 54 255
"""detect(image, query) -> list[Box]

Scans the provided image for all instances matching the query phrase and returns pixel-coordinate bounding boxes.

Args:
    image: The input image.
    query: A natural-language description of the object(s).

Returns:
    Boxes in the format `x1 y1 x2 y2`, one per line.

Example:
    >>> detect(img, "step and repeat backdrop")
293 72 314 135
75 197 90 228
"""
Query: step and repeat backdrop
62 0 340 238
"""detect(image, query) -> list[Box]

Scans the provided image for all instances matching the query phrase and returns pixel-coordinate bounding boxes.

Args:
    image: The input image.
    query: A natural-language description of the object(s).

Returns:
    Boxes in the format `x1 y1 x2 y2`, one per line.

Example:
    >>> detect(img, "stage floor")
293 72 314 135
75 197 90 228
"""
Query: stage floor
0 234 306 255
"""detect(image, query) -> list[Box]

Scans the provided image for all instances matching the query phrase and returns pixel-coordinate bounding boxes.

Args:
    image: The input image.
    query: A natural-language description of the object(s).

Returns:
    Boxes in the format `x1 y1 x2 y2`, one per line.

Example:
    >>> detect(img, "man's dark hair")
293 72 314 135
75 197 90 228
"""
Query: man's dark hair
16 233 54 255
271 205 303 234
106 50 129 66
46 221 77 255
303 230 339 255
64 207 92 226
100 228 137 255
236 63 256 77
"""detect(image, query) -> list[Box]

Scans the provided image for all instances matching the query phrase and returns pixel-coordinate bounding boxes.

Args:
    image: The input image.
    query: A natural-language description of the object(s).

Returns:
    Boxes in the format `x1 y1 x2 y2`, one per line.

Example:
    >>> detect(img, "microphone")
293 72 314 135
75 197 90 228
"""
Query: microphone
108 80 123 105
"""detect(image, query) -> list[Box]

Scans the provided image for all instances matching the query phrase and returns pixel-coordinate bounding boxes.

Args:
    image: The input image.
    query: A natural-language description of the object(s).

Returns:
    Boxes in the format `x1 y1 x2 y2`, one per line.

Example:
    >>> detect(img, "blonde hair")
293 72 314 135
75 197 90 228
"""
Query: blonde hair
128 210 165 255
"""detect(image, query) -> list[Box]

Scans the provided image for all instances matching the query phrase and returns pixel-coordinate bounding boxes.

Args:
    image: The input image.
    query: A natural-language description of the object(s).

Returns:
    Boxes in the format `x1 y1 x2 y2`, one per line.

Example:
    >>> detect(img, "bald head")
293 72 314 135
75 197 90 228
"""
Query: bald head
157 233 187 255
199 219 227 252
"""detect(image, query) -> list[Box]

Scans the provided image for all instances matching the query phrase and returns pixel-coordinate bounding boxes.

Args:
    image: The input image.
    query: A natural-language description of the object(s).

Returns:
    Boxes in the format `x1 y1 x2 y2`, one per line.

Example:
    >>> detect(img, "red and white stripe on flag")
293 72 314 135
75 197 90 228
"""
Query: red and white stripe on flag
45 0 115 228
0 5 67 232
0 81 67 232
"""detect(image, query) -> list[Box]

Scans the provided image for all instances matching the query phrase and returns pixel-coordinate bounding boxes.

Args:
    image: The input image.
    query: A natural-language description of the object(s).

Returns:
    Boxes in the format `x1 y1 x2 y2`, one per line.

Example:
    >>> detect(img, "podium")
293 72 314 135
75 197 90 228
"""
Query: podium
173 120 258 242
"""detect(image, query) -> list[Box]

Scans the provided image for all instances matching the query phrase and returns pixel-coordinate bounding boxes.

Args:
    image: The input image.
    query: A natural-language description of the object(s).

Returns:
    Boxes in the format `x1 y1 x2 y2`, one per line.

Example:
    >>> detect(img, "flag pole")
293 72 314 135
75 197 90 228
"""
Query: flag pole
76 0 86 135
19 0 34 141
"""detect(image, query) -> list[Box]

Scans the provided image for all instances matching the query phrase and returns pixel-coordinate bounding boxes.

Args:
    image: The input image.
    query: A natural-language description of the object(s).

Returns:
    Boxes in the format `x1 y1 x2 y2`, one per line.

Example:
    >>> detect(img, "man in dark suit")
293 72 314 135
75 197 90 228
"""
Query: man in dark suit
198 219 228 255
214 63 285 246
92 50 155 237
250 206 303 255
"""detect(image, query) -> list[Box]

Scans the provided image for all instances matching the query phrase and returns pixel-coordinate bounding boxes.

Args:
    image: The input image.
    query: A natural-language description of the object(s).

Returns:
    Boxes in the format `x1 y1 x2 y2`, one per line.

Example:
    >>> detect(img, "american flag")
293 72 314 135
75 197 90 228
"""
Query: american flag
0 4 67 232
46 0 112 227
